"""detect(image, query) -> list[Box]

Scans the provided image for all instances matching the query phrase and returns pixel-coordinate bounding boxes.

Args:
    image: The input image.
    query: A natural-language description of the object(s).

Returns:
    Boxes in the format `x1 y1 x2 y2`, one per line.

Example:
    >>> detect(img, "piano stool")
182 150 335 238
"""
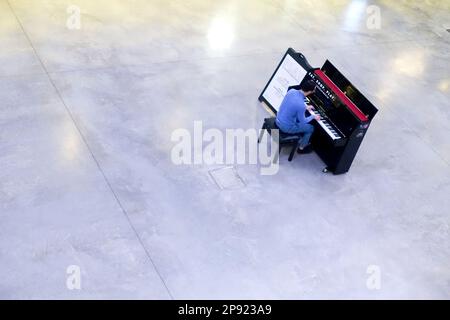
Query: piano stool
257 117 302 162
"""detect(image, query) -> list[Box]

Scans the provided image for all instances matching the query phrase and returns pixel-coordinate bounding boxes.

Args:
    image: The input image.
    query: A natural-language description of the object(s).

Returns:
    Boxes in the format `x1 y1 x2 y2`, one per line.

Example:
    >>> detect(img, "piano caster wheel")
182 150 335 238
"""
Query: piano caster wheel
322 167 329 173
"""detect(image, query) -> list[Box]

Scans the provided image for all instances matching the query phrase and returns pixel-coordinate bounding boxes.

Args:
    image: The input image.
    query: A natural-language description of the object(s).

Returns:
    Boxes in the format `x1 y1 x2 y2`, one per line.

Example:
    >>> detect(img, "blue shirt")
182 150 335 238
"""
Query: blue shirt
276 90 314 132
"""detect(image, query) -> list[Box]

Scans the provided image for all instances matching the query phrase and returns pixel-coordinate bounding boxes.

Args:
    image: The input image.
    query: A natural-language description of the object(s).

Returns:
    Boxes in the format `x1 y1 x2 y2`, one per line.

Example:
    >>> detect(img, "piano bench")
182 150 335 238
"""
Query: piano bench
258 117 301 162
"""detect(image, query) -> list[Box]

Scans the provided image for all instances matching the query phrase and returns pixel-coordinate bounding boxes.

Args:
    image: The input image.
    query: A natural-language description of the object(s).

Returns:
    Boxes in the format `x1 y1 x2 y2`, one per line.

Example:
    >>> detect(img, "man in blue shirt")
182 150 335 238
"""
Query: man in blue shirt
275 80 320 153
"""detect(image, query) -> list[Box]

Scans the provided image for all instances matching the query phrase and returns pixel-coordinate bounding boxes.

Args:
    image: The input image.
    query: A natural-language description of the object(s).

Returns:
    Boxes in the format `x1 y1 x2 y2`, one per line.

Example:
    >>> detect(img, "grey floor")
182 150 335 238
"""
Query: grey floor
1 0 449 299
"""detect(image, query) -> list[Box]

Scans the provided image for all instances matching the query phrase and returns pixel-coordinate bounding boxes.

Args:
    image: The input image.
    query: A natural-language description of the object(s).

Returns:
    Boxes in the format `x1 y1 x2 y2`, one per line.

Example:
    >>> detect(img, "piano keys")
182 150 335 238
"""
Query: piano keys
305 98 343 142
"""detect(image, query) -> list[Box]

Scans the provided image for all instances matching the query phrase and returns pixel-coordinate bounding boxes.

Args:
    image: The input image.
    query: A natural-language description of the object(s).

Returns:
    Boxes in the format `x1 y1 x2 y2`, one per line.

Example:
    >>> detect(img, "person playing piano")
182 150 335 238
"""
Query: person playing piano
275 80 320 154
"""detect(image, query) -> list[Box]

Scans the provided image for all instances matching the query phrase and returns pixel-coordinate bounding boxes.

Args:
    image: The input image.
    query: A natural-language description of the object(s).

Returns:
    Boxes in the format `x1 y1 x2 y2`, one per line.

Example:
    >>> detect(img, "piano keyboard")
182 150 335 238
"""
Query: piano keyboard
307 106 342 141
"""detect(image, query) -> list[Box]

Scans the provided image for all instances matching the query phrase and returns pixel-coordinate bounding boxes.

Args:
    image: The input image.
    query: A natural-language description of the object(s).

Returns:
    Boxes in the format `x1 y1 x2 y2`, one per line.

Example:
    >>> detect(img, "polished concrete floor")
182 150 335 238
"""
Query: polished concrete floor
1 0 449 299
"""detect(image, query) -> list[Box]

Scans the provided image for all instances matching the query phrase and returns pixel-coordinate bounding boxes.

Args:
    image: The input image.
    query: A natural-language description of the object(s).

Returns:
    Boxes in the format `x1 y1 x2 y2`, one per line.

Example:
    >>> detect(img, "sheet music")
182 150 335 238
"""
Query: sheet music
262 54 307 112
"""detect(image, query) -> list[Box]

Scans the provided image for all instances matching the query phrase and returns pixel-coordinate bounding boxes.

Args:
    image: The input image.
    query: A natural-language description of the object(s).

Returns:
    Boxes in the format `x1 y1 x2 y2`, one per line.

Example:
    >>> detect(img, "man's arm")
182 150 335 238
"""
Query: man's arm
299 102 315 123
305 103 322 122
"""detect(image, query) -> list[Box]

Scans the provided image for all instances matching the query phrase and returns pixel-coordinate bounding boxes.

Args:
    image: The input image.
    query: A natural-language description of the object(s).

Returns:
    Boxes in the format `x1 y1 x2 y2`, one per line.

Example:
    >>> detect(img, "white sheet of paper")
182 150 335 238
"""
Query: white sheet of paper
262 54 307 112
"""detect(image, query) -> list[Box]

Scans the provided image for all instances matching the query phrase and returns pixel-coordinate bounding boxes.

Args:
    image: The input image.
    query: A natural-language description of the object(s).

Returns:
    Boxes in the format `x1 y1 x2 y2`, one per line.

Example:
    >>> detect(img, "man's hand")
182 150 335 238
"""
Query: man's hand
315 115 321 121
306 104 314 112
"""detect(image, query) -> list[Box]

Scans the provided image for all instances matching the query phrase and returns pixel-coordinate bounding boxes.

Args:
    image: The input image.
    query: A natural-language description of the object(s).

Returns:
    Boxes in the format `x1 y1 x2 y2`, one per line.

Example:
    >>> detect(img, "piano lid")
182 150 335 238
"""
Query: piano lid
314 69 369 122
321 60 378 121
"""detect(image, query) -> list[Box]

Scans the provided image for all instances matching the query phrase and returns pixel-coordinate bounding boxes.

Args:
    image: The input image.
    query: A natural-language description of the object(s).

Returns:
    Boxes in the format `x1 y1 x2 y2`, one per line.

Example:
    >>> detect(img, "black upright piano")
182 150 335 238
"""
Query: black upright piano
259 49 378 174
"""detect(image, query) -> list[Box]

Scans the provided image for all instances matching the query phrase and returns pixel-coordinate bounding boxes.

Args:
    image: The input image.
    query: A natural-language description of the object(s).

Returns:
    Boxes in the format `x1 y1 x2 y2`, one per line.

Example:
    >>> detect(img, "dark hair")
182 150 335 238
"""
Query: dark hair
300 80 316 93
